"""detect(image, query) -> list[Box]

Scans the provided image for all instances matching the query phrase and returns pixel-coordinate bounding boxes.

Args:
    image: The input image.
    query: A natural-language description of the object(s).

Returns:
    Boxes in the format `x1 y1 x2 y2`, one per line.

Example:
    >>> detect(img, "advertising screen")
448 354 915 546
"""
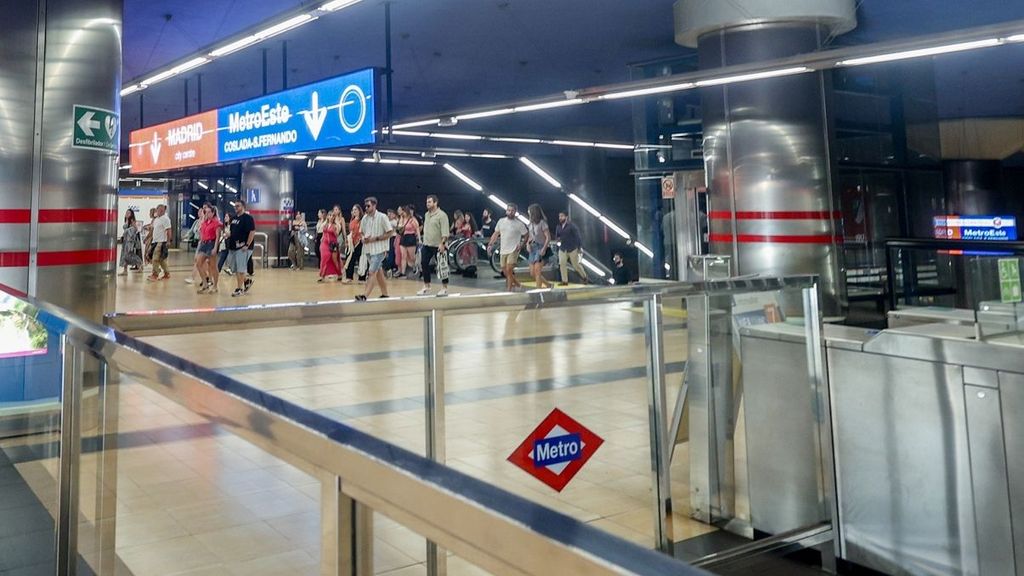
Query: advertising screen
129 68 376 174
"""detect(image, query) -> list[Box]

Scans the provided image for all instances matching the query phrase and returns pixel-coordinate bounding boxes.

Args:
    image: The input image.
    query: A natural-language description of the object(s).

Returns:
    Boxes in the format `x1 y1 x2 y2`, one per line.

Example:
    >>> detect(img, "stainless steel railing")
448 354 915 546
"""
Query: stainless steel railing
102 274 831 569
2 287 711 576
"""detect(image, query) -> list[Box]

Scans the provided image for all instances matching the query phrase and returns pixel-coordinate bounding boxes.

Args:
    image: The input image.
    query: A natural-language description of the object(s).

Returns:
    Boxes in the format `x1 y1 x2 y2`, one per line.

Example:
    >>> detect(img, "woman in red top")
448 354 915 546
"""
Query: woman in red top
343 204 364 283
319 212 343 281
196 204 223 294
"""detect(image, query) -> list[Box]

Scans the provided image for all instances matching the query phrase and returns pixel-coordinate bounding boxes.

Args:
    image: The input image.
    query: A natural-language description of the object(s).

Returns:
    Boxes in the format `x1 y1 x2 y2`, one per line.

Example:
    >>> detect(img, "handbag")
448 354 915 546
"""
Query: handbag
436 250 450 281
357 252 368 277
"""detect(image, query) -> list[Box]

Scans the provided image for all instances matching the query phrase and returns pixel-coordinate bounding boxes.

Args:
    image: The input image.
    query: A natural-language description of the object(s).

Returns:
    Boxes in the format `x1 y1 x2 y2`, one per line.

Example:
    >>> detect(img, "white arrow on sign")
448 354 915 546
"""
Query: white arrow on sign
301 91 327 140
149 132 161 163
78 111 100 137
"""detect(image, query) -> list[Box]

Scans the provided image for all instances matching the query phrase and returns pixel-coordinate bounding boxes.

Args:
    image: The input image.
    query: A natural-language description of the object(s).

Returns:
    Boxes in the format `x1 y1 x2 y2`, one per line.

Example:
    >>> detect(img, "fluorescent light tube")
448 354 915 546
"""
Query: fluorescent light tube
443 163 484 191
456 108 516 121
120 85 142 97
837 39 1001 66
119 164 132 170
140 69 177 86
169 57 209 75
568 193 601 218
552 140 595 147
225 184 238 193
516 214 530 225
599 82 695 100
197 181 209 190
580 256 607 278
488 194 508 209
392 119 440 129
520 157 562 188
695 67 811 87
515 98 584 112
283 155 307 160
599 216 631 239
472 154 510 159
430 133 483 141
320 0 362 11
1007 34 1024 43
634 242 654 258
317 155 357 162
210 35 258 57
399 160 436 166
217 180 226 186
254 14 315 40
594 143 636 150
493 137 543 144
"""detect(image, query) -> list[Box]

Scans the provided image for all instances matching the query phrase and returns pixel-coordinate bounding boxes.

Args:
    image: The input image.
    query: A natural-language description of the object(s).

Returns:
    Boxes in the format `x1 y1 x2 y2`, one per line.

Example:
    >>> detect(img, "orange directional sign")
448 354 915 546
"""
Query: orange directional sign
129 110 219 174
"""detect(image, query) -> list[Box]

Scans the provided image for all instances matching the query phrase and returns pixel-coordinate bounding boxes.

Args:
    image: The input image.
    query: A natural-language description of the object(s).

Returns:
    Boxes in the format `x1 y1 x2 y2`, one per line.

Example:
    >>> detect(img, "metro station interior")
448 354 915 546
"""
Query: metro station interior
4 1 1024 575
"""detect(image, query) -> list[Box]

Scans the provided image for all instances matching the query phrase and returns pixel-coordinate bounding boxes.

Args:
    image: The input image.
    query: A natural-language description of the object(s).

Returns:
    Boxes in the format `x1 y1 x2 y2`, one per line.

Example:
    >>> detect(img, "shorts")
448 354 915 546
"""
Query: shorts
228 248 251 274
400 233 418 247
500 250 519 268
528 244 544 264
366 251 386 273
197 240 215 256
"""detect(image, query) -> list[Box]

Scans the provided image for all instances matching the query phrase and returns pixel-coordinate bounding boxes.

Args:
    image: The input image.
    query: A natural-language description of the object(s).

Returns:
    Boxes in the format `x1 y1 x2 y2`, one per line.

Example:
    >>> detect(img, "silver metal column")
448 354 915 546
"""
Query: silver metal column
0 0 122 321
676 0 855 315
644 294 675 553
424 310 448 576
56 336 83 576
241 161 295 266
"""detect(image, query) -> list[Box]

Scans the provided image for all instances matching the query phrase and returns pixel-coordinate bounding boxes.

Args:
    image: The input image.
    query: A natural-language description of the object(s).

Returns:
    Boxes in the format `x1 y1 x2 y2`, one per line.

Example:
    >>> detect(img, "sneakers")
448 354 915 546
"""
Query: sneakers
244 278 254 292
355 295 367 301
416 287 431 296
558 282 569 287
231 288 244 297
184 278 194 285
146 274 159 282
437 288 448 297
379 294 390 299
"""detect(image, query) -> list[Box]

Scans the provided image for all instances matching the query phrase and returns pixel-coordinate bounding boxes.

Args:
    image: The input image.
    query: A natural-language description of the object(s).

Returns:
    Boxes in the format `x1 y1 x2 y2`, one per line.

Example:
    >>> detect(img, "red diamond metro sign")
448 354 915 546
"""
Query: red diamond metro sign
507 408 604 492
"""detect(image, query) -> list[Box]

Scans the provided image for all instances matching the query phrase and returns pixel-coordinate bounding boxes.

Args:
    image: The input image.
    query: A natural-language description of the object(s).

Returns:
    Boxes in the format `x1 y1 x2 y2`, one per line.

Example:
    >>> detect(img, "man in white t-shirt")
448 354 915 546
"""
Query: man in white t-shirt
487 203 528 292
147 204 172 281
355 196 395 301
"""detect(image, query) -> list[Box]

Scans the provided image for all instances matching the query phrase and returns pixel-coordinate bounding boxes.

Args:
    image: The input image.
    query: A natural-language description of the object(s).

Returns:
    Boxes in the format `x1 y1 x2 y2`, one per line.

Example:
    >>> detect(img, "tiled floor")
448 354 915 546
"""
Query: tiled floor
4 250 724 575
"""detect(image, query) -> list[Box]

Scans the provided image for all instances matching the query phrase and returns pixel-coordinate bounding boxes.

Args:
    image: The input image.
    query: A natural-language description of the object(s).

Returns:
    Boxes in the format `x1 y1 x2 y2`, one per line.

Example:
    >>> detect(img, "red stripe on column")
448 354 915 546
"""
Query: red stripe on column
0 249 116 267
0 252 30 267
37 248 116 266
39 209 118 223
0 282 28 298
0 209 117 224
709 210 841 220
709 233 837 244
0 210 31 223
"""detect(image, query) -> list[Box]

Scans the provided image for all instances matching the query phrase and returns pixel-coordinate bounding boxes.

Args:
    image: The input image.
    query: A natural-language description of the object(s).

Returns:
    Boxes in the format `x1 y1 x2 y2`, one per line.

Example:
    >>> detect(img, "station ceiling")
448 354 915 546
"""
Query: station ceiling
122 0 1024 149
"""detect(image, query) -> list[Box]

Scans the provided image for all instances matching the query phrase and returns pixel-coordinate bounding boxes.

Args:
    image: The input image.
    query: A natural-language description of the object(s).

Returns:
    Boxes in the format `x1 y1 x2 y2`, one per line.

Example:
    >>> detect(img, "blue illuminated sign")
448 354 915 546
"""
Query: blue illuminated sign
934 215 1018 241
217 68 376 163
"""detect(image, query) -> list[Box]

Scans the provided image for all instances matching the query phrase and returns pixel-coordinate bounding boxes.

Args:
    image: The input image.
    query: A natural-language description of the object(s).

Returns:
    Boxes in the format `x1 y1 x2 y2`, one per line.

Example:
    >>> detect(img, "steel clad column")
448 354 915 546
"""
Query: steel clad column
241 161 295 266
676 0 855 314
0 0 121 321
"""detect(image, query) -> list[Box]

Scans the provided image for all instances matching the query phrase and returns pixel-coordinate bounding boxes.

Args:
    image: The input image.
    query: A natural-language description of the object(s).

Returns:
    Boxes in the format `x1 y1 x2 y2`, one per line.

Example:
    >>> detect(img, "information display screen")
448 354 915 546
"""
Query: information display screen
933 215 1018 241
129 68 375 174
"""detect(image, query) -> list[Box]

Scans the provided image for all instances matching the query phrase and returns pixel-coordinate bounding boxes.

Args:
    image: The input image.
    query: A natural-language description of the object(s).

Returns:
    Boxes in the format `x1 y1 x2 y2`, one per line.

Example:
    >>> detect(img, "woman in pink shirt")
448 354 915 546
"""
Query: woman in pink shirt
319 212 343 282
196 204 223 294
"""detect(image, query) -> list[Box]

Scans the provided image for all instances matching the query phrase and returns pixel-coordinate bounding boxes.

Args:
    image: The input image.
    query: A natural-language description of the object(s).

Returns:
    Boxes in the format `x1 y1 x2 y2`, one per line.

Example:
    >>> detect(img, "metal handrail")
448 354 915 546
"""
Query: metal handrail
3 287 707 576
105 275 817 336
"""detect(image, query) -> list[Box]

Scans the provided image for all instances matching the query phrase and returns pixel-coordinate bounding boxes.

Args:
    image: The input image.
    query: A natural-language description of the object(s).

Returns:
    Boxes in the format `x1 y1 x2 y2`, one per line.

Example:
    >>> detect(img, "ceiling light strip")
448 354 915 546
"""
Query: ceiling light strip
519 157 562 188
443 163 484 191
837 38 1003 67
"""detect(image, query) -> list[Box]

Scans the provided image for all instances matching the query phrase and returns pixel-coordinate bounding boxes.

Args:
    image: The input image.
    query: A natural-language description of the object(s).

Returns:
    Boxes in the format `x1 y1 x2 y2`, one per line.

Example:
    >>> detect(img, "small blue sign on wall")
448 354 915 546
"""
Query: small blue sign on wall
246 188 261 204
218 68 376 163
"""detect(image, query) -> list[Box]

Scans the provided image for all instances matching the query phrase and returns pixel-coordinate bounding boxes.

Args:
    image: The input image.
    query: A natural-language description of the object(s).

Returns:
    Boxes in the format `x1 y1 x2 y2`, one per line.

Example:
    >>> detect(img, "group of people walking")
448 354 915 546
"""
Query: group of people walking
118 192 605 302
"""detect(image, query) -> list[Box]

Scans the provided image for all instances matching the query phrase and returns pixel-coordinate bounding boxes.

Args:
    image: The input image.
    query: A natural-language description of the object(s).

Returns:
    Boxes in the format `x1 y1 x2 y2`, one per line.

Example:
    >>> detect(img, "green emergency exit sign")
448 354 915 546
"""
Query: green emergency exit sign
998 258 1022 304
72 105 118 152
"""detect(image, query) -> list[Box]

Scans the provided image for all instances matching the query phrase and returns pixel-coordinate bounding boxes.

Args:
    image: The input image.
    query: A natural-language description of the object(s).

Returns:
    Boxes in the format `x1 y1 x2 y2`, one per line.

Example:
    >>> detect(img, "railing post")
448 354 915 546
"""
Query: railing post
424 310 448 576
56 335 83 576
91 358 120 575
322 474 373 576
803 285 841 571
644 294 675 554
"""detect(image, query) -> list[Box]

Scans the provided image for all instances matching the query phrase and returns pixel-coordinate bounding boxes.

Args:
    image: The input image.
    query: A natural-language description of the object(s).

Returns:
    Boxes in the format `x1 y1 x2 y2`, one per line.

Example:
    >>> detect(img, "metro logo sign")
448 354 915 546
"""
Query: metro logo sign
933 215 1018 241
507 408 603 492
128 68 376 174
129 111 219 174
